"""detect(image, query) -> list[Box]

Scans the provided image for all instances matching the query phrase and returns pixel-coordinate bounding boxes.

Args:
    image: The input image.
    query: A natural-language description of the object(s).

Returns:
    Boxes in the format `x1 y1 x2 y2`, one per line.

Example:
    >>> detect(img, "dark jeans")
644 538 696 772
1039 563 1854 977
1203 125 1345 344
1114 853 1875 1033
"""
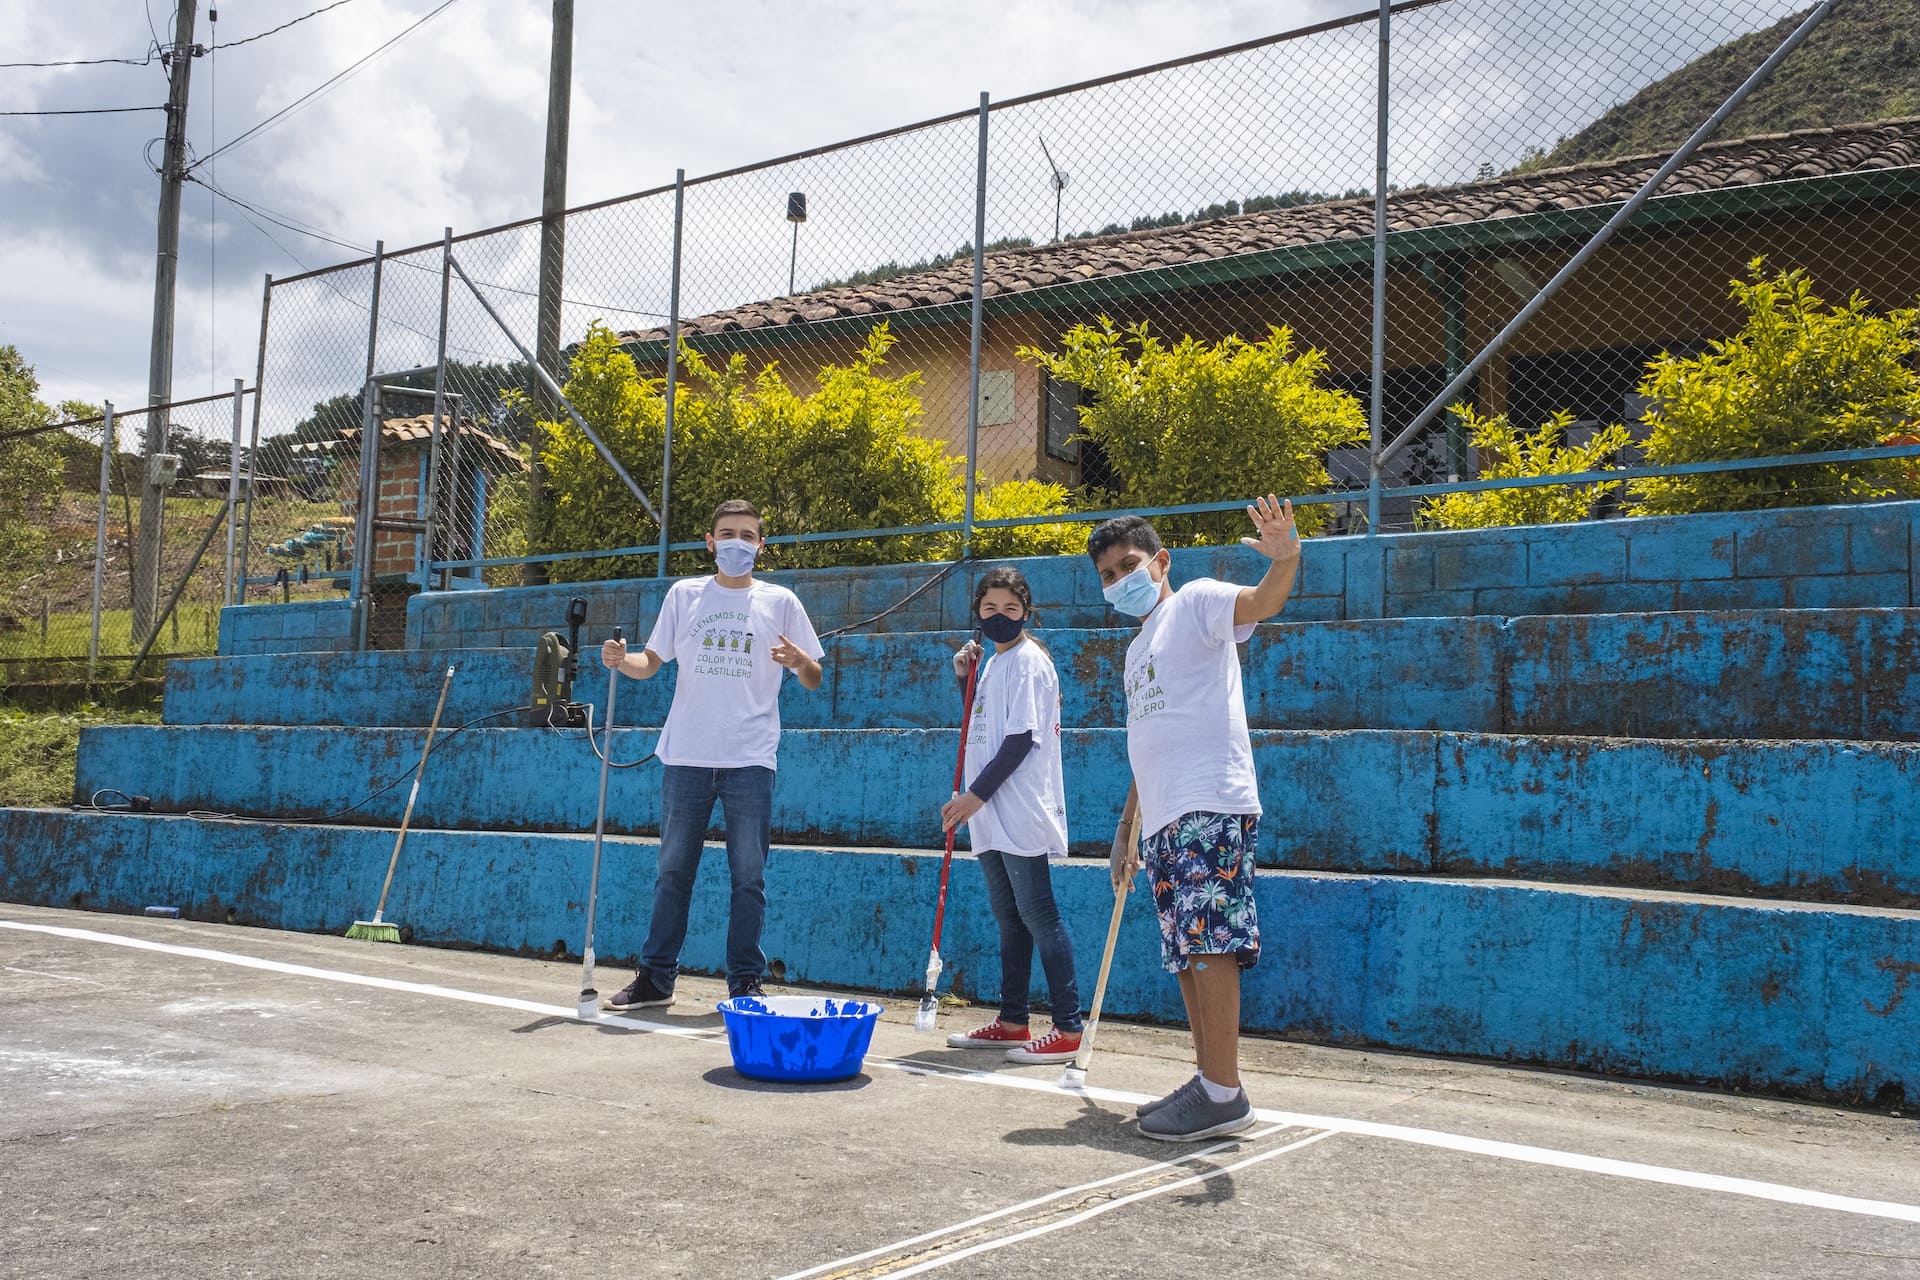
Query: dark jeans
638 764 775 990
977 849 1083 1032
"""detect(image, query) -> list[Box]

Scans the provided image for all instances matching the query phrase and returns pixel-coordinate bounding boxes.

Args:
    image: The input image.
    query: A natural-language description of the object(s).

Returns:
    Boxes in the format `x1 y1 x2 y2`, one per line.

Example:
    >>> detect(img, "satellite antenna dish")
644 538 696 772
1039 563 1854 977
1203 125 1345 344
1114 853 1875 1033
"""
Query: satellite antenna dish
1038 135 1069 241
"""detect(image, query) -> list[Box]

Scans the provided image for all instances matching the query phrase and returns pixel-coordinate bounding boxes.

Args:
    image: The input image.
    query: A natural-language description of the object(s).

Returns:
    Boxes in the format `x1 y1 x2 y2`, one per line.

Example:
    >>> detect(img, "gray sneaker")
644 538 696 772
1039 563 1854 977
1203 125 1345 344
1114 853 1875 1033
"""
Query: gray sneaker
1138 1083 1255 1142
1136 1074 1202 1119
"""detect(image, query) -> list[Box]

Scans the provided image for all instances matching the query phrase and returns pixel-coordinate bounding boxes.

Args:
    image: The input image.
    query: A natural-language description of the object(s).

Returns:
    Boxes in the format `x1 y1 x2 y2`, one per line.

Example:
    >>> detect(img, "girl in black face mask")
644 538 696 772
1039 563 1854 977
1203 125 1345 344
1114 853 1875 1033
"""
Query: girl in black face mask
938 568 1084 1064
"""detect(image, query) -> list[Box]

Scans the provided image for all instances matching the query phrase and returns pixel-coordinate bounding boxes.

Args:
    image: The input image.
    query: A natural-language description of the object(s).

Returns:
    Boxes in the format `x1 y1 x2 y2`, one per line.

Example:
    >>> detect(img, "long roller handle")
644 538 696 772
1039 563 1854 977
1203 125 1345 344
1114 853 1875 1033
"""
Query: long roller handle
927 643 983 956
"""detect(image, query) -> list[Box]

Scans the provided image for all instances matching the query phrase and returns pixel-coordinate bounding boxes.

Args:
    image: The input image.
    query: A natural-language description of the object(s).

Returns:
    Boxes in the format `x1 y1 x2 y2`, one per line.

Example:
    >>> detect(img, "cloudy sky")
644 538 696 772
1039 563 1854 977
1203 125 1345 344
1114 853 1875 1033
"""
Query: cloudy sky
3 0 1802 424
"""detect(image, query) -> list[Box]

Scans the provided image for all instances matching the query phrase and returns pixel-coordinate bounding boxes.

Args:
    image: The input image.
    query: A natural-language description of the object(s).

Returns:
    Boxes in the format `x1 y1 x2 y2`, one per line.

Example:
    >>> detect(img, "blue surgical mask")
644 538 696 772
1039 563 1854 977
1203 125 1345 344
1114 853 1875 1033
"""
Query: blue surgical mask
1103 563 1161 617
714 539 758 578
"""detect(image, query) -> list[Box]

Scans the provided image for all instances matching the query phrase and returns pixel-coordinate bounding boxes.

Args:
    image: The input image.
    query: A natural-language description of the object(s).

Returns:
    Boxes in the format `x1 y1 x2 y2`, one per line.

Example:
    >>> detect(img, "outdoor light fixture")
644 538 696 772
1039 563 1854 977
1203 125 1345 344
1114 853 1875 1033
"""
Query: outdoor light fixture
786 192 807 295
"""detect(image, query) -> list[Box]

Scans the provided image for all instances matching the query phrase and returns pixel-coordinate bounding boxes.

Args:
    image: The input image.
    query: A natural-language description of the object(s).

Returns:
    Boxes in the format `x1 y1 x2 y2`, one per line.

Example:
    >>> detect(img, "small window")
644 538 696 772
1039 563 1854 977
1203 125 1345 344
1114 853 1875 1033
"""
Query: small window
1044 374 1082 463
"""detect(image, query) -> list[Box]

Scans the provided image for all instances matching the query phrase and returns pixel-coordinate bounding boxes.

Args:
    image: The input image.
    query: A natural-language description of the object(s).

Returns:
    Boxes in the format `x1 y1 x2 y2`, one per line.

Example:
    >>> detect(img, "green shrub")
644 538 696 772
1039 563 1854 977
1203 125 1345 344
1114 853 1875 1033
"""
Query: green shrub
1421 409 1632 530
1018 318 1366 544
1632 260 1920 515
964 479 1086 560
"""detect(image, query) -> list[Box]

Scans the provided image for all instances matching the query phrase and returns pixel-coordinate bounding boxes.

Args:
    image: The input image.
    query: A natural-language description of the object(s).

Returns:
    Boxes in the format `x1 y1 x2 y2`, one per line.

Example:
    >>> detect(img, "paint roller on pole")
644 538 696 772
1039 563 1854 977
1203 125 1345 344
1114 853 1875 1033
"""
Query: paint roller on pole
447 253 662 527
916 642 983 1034
578 625 624 1017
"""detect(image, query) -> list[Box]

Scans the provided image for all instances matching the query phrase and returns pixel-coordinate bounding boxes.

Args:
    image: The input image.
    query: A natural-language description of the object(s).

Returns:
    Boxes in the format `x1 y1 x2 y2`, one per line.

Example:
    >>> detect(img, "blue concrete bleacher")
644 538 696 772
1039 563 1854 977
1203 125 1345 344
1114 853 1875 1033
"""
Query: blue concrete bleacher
7 496 1920 1104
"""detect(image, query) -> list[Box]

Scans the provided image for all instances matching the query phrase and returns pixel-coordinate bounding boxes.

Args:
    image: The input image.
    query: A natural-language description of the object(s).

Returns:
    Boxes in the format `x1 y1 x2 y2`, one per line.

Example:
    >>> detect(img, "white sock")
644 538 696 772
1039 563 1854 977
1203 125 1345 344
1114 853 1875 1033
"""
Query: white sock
1199 1073 1240 1103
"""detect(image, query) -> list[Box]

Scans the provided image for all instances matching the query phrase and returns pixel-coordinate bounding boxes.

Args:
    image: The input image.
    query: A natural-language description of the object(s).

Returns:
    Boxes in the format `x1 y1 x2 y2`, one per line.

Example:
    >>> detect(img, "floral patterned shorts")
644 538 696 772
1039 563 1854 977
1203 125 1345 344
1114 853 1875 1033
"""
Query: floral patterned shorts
1141 811 1261 974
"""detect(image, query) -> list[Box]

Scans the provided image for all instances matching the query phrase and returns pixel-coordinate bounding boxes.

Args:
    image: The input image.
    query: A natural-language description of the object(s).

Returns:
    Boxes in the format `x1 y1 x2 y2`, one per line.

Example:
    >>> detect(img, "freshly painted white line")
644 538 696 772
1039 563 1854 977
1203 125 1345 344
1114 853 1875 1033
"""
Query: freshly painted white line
870 1130 1341 1278
0 920 721 1040
16 917 1920 1228
875 1059 1920 1225
772 1125 1299 1280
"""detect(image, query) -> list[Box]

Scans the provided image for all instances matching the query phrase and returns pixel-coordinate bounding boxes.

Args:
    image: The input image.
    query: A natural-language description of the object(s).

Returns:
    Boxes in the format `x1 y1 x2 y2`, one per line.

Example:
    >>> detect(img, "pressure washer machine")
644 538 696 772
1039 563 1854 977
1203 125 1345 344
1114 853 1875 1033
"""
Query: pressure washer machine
529 597 592 728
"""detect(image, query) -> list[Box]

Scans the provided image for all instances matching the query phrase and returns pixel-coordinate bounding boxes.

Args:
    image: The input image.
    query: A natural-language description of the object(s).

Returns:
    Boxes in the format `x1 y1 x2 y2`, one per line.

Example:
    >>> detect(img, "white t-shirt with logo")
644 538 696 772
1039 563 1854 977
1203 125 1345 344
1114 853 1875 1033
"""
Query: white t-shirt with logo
1124 577 1261 837
961 640 1069 859
645 576 824 771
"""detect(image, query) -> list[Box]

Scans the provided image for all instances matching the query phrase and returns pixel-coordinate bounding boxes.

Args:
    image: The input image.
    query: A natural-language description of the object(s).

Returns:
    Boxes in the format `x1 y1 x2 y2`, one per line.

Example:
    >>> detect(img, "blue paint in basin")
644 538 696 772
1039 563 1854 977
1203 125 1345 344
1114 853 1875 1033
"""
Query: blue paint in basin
717 995 883 1083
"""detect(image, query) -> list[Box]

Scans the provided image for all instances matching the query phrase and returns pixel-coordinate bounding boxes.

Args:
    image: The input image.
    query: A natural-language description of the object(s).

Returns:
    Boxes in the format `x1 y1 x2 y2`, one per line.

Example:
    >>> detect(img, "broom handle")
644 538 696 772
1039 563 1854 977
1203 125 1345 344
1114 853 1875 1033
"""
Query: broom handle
928 643 983 954
1073 806 1140 1068
371 664 455 923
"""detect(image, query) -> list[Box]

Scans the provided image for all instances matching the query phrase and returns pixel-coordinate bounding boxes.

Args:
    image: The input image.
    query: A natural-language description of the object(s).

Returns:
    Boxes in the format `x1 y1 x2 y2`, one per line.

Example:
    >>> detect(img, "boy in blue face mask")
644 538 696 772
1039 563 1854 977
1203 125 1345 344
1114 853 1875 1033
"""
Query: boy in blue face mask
1086 494 1299 1141
599 498 825 1009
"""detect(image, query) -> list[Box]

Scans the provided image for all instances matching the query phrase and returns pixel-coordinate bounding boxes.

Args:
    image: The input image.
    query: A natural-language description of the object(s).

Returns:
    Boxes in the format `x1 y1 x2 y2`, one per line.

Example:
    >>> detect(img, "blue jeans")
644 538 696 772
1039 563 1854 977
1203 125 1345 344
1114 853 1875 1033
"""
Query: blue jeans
977 850 1083 1032
638 764 775 990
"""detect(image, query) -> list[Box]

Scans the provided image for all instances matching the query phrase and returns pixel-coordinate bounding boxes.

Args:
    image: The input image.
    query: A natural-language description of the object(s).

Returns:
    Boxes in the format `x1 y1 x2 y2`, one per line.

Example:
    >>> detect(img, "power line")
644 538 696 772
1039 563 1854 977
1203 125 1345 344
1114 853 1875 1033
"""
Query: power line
211 0 359 51
0 105 167 116
0 50 160 69
188 0 465 171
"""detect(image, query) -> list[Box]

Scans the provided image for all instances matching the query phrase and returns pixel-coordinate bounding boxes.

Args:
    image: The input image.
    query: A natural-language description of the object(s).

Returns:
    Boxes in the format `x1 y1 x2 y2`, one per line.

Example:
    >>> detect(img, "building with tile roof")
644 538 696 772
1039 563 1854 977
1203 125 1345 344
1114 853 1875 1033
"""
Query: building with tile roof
614 118 1920 497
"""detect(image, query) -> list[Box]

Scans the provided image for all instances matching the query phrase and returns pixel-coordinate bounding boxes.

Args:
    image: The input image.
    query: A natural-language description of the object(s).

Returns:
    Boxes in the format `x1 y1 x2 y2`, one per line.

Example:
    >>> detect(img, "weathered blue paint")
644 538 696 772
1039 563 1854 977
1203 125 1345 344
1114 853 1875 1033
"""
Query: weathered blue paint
2 808 1913 1101
218 597 359 656
71 723 1920 903
372 499 1920 658
173 608 1920 742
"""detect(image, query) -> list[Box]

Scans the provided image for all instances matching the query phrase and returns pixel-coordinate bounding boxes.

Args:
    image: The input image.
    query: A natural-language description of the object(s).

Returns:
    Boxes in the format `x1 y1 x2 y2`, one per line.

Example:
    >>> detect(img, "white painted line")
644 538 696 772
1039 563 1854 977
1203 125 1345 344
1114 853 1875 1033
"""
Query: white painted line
772 1125 1300 1280
0 920 722 1040
874 1058 1920 1225
870 1129 1340 1278
15 916 1920 1228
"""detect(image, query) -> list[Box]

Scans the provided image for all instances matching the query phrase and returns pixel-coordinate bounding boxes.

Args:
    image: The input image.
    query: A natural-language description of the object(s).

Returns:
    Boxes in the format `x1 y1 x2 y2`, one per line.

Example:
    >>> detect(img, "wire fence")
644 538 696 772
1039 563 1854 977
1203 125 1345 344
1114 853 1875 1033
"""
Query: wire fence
1 388 267 679
209 0 1920 633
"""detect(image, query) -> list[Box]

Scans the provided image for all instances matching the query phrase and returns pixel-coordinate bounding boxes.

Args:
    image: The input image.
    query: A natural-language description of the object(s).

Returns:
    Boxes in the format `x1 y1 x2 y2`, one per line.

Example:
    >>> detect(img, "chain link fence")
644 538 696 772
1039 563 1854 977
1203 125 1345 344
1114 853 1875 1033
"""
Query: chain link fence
2 389 262 681
229 0 1918 617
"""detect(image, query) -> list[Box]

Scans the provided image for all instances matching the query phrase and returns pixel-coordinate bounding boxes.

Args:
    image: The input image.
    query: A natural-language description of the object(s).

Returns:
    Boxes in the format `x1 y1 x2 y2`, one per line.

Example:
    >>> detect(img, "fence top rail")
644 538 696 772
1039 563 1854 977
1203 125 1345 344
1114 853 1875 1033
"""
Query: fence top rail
8 386 257 441
418 441 1920 574
268 0 1450 287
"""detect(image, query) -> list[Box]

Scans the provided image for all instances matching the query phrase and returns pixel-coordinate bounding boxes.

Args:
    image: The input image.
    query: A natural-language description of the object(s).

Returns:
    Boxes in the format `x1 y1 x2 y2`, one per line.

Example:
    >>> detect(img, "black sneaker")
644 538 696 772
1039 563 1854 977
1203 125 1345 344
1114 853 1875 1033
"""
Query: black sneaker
728 976 766 1000
603 973 674 1011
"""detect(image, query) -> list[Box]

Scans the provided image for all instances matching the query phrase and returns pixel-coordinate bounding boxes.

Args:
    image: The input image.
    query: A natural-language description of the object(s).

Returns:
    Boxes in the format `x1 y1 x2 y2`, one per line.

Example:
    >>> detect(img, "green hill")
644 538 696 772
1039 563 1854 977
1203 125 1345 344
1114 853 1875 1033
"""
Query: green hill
1534 1 1919 168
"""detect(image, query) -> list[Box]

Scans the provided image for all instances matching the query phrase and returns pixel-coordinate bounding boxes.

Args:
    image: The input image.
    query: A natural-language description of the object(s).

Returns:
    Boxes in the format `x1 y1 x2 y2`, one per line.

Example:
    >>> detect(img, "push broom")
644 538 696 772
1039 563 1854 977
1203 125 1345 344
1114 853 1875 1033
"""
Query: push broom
1060 804 1141 1090
348 664 456 943
915 640 983 1033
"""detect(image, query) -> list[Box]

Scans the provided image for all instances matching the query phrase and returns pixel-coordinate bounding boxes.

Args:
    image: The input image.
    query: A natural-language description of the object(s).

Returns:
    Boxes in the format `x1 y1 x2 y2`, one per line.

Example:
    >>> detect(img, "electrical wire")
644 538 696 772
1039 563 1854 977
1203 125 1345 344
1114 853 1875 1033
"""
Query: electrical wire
210 0 359 51
0 51 160 69
0 105 167 116
819 555 971 639
187 0 465 172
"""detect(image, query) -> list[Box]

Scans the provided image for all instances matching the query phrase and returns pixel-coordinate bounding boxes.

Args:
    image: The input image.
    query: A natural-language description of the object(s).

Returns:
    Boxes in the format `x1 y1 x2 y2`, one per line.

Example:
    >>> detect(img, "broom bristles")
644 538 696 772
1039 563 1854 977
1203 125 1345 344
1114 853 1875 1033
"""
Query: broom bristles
345 919 402 943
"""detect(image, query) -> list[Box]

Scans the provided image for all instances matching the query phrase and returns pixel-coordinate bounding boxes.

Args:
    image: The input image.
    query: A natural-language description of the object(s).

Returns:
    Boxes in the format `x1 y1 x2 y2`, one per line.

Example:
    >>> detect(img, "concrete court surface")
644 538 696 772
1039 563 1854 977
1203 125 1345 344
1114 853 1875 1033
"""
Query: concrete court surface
3 903 1917 1280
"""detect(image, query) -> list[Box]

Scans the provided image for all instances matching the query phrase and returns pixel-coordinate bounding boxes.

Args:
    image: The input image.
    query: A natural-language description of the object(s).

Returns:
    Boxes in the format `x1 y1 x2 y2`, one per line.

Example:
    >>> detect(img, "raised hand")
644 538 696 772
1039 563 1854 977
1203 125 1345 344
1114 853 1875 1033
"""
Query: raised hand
1240 493 1299 561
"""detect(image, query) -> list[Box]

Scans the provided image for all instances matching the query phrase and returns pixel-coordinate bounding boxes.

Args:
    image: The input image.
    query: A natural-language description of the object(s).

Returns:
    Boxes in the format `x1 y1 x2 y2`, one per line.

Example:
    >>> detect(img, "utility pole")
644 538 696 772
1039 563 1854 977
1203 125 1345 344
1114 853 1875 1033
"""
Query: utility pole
529 0 573 587
135 0 199 643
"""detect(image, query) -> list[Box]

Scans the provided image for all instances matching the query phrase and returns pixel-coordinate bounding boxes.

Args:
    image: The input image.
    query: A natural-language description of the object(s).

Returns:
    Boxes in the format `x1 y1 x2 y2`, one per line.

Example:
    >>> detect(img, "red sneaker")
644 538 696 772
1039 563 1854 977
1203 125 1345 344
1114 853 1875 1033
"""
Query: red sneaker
946 1020 1030 1049
1006 1027 1082 1065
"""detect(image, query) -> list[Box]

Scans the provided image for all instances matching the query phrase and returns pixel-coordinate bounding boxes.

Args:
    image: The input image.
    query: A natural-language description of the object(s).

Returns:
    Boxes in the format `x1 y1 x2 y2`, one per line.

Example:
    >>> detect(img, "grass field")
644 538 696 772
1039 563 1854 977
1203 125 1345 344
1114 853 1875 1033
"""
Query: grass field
0 703 155 807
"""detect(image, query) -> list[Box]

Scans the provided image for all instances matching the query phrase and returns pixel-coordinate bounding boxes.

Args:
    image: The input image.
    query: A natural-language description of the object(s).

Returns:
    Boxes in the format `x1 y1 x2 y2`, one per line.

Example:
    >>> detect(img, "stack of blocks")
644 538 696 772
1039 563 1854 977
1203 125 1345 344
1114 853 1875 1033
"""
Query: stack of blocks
8 498 1920 1104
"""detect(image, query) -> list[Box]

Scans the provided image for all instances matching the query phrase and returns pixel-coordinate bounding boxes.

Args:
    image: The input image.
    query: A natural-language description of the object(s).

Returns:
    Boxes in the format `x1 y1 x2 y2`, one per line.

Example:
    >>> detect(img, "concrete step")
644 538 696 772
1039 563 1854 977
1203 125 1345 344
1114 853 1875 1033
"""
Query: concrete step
166 607 1920 741
72 724 1920 906
2 806 1912 1104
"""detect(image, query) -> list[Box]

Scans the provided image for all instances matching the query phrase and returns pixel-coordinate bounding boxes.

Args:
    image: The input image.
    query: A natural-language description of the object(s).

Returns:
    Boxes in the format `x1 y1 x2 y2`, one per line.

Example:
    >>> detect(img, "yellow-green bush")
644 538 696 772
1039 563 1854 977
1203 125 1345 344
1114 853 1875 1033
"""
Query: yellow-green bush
1632 260 1920 515
1018 317 1366 544
1421 409 1631 530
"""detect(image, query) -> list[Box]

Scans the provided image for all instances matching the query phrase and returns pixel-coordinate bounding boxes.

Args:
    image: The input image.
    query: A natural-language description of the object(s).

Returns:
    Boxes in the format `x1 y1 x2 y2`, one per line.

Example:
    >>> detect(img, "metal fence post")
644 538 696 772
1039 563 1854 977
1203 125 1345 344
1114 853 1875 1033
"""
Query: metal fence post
423 227 454 591
236 272 271 604
88 402 114 680
352 241 386 651
963 90 989 557
657 168 686 577
1367 0 1389 535
224 378 242 604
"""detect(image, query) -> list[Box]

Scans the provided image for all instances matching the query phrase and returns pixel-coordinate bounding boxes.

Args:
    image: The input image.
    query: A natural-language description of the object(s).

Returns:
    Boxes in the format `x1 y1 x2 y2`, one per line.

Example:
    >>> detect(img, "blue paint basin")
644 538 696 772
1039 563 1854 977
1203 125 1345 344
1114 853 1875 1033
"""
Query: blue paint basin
716 995 883 1083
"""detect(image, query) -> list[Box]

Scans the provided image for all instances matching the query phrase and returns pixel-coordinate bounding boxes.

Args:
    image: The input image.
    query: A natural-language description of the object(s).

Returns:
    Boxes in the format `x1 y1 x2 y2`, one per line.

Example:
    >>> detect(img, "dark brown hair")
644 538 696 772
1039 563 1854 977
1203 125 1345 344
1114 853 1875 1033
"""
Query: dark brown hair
710 498 763 535
971 566 1046 651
